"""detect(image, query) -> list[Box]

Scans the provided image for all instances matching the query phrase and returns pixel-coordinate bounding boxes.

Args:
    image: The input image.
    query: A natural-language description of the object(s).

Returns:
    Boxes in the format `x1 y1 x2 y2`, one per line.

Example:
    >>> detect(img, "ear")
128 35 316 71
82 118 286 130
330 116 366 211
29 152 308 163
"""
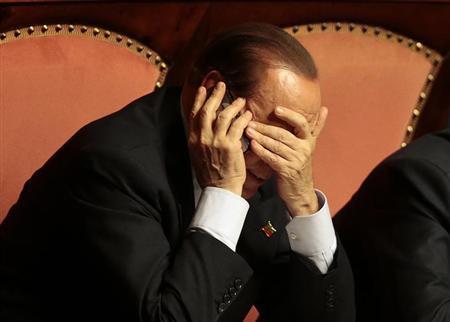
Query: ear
201 70 225 92
311 106 328 137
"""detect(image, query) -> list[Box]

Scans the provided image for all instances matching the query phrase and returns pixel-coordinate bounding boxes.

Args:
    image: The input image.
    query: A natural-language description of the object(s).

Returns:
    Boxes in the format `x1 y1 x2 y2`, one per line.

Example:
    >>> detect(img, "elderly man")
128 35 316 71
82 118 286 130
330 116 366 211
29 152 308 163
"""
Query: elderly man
0 23 354 322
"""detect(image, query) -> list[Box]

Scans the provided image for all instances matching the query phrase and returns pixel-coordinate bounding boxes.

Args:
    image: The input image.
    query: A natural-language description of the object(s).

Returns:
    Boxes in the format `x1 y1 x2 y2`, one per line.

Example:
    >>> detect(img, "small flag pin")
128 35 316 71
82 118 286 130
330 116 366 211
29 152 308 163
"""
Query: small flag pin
260 220 277 238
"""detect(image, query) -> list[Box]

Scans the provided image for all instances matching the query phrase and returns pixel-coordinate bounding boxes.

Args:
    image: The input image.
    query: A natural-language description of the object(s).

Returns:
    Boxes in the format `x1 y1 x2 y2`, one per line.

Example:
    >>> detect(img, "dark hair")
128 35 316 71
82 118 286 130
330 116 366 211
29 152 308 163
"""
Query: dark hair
190 22 318 98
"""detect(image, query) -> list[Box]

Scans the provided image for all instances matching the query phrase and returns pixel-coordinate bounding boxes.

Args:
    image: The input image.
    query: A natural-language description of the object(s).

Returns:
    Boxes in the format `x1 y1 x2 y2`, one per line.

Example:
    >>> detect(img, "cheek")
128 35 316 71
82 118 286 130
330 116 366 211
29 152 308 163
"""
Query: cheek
244 149 266 164
244 151 264 172
243 176 264 196
245 152 273 178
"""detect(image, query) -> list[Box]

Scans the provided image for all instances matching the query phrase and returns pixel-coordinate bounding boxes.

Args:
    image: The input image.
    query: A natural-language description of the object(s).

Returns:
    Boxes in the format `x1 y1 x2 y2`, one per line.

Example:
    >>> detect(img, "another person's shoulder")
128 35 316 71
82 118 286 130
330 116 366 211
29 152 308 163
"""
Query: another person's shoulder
361 128 450 186
341 129 449 216
386 128 450 176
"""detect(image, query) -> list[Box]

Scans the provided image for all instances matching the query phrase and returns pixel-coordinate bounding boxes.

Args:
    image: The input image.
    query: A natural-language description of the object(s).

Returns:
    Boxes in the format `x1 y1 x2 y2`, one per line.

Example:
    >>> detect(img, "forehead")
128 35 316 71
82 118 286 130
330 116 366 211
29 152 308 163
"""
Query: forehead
249 68 321 129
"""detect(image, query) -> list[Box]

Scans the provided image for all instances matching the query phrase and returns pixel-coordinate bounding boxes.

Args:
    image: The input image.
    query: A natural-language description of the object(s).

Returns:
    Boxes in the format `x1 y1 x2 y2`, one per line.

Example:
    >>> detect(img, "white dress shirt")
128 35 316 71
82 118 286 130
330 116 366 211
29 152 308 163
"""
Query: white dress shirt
180 104 337 274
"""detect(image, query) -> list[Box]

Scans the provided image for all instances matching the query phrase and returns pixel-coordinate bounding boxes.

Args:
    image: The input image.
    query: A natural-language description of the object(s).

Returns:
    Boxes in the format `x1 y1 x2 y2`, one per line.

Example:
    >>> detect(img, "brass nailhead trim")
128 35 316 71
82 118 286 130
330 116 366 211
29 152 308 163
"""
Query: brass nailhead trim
0 24 168 92
285 22 443 145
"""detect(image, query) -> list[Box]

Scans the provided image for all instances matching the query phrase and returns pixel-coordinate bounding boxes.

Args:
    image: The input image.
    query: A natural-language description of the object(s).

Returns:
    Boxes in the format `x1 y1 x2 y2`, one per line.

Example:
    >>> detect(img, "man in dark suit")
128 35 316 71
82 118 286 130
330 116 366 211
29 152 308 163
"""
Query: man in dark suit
335 129 449 322
0 23 355 321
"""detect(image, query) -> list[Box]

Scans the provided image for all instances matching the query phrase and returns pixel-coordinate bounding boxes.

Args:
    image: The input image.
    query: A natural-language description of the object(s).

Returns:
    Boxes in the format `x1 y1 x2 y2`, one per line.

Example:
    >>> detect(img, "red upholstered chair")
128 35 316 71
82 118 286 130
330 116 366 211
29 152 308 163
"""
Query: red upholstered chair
243 22 442 322
0 24 167 221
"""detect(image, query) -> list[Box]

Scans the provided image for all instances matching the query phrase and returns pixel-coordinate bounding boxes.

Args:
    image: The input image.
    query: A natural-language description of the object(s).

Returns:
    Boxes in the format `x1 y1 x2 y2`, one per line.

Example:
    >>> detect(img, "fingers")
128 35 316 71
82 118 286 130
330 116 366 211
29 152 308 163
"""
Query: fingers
246 121 298 150
199 82 226 136
190 86 207 120
245 126 295 160
227 110 253 140
249 140 285 172
273 106 312 140
215 97 247 137
311 106 328 137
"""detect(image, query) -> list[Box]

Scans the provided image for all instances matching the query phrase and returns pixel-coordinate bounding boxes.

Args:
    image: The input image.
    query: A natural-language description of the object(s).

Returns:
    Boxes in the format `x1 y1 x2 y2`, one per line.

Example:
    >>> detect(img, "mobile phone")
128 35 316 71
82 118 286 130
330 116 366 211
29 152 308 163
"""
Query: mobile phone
217 89 250 153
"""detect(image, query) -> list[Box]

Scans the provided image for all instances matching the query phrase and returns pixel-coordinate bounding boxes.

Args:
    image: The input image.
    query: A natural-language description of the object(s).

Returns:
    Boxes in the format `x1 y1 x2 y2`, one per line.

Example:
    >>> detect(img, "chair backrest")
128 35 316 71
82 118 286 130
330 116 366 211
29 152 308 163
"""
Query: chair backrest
0 24 167 221
285 22 442 214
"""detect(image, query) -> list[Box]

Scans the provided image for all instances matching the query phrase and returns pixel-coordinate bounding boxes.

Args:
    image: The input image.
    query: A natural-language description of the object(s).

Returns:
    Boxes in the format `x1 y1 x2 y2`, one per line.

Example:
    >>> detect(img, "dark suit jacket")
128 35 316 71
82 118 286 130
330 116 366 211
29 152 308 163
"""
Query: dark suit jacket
0 87 355 322
335 129 450 322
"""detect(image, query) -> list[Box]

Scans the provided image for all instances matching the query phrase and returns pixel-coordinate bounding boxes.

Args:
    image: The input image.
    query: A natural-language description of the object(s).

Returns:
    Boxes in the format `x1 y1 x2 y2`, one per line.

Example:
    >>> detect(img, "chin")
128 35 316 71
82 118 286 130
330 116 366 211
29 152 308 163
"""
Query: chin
242 177 265 200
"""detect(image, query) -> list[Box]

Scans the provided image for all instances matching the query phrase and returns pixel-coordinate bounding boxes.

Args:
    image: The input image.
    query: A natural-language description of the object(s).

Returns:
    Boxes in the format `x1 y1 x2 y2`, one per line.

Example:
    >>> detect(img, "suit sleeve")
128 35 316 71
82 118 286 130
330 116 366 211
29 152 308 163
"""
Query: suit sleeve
254 236 355 322
63 146 253 322
336 156 450 322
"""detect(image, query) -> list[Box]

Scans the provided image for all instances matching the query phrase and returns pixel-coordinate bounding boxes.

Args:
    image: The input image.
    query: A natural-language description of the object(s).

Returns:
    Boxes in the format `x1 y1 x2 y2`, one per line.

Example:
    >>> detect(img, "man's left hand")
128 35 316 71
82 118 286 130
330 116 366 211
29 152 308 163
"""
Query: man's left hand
245 105 328 217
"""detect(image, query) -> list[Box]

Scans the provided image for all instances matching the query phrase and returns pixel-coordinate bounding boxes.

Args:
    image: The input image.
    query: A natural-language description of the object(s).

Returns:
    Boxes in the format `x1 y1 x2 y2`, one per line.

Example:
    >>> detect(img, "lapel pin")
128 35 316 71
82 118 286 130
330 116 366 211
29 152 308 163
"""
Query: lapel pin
260 220 277 238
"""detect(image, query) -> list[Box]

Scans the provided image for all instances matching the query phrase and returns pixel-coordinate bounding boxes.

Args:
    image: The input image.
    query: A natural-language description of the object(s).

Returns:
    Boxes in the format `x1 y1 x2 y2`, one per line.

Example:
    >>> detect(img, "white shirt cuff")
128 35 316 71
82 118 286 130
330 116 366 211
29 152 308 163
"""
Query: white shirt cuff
285 190 337 274
189 187 249 251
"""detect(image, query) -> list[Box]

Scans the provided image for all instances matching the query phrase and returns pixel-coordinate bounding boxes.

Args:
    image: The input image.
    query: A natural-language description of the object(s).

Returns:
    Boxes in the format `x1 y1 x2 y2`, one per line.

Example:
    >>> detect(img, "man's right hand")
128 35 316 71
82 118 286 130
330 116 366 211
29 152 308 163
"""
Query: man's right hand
187 82 252 196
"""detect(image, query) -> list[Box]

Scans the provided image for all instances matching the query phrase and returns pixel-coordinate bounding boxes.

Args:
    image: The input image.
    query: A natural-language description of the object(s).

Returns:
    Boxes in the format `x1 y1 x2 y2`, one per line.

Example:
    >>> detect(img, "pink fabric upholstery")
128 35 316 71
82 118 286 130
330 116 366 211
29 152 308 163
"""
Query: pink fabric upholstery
0 34 161 220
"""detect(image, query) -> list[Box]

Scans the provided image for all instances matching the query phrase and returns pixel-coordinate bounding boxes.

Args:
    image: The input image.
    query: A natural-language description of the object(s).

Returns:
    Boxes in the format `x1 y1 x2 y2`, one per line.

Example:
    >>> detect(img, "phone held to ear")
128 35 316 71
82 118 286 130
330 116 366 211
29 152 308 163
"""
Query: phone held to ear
216 88 250 153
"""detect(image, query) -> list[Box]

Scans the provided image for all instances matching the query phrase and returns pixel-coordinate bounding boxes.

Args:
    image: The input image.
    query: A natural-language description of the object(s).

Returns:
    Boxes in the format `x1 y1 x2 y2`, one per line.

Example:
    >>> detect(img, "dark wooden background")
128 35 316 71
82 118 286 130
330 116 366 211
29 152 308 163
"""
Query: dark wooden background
1 0 449 136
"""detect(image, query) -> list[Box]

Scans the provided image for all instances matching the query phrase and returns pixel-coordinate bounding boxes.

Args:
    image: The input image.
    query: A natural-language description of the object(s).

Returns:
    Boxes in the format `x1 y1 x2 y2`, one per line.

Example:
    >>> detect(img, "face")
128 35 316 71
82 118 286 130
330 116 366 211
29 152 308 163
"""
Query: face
241 68 322 199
